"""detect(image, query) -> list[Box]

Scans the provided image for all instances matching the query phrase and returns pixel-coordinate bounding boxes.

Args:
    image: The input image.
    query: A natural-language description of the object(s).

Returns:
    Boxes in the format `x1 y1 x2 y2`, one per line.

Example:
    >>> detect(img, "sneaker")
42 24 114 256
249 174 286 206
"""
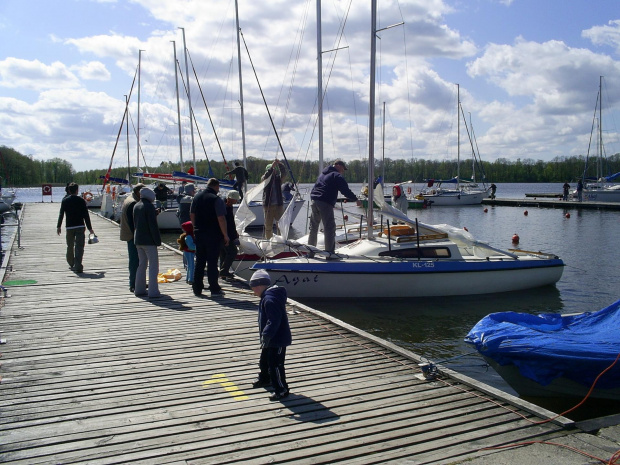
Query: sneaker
269 390 289 402
252 377 271 389
75 267 84 273
325 253 342 261
210 290 225 297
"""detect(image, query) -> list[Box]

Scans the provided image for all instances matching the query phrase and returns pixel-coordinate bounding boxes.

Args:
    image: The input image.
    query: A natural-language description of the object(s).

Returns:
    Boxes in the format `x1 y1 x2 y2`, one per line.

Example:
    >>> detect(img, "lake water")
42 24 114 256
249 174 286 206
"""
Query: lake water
6 183 619 417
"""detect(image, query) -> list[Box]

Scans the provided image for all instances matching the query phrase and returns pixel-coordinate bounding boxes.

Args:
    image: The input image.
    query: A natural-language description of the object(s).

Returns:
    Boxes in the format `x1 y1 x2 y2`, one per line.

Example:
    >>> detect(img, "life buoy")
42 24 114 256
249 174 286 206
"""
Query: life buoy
407 187 412 195
42 185 52 195
105 184 111 193
82 191 94 202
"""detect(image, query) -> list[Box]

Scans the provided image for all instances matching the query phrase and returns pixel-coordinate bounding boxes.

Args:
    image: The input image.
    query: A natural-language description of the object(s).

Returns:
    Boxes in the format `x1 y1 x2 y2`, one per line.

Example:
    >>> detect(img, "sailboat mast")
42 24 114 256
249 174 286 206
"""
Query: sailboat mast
137 49 144 170
125 94 131 181
316 0 324 174
457 83 460 190
234 0 248 169
382 101 386 182
180 27 196 173
367 0 377 240
172 40 185 172
599 75 603 181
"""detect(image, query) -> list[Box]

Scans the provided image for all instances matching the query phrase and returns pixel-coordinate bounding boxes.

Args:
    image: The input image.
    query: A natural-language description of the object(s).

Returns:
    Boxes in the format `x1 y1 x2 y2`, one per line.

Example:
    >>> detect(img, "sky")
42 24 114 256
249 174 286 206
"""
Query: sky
1 0 619 175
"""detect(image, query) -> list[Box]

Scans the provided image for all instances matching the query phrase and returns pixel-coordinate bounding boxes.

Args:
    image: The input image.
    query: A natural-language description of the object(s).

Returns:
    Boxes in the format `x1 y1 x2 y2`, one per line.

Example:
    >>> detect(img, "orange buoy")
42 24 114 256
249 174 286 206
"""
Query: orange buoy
523 210 528 216
343 215 349 221
483 208 488 213
512 234 520 243
565 213 570 218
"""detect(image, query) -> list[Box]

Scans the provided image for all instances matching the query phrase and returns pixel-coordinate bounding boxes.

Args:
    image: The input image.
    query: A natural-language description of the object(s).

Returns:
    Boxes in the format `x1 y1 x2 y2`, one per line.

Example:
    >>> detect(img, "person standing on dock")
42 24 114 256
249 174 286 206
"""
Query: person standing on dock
308 160 361 256
190 178 229 297
119 183 145 292
219 190 240 279
133 188 161 298
56 182 94 274
577 179 584 202
490 183 497 200
562 182 571 201
249 269 292 402
176 183 196 226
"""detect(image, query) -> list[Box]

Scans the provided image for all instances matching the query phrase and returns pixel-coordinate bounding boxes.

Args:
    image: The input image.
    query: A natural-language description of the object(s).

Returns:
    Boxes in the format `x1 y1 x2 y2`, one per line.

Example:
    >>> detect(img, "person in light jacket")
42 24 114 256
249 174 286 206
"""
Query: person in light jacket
119 183 145 292
133 188 161 298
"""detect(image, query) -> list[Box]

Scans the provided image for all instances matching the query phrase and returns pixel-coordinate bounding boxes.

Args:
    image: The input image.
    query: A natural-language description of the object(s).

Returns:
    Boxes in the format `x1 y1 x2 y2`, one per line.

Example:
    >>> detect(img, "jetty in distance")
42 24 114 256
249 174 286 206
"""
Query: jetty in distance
2 203 620 464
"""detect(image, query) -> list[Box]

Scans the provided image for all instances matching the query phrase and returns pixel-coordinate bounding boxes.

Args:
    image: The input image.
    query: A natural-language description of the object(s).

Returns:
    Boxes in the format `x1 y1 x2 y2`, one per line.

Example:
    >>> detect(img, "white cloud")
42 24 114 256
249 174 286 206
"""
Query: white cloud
71 61 111 80
582 20 620 54
0 58 81 91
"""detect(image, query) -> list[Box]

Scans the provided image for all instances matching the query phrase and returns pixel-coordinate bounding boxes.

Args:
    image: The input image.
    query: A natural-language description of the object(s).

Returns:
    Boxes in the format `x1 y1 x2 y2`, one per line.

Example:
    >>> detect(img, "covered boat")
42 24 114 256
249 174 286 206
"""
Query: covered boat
464 299 620 400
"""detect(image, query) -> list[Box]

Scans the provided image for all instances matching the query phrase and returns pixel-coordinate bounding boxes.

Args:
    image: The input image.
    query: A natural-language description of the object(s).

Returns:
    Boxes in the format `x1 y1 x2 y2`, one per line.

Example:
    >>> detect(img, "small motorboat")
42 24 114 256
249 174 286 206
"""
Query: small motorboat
465 299 620 401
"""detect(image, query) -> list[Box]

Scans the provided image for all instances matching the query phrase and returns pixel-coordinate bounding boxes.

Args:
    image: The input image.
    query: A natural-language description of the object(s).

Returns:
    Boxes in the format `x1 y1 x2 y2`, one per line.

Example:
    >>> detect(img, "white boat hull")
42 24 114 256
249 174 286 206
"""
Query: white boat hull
253 256 564 298
583 187 620 203
421 190 486 206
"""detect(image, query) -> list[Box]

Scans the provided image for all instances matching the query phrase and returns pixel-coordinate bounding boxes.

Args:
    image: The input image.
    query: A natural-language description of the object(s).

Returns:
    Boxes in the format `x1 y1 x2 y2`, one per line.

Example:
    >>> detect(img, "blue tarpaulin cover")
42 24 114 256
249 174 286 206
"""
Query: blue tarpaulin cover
464 299 620 389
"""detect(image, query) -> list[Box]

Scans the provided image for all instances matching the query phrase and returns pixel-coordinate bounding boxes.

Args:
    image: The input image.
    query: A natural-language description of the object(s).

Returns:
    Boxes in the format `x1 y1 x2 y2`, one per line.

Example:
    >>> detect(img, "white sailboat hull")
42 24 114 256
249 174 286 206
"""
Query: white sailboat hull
254 257 564 298
421 189 486 206
583 186 620 202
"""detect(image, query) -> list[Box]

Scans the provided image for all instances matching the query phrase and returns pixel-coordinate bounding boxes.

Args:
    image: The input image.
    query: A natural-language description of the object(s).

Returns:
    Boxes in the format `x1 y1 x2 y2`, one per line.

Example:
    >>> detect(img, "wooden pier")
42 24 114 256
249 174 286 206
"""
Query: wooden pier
0 203 603 464
482 198 620 210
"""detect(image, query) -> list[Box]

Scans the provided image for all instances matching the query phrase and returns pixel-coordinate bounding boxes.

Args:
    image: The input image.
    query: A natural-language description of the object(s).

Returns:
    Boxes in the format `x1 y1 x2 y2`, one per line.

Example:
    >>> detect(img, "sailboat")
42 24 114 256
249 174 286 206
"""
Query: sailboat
418 85 488 206
250 1 565 299
579 76 620 202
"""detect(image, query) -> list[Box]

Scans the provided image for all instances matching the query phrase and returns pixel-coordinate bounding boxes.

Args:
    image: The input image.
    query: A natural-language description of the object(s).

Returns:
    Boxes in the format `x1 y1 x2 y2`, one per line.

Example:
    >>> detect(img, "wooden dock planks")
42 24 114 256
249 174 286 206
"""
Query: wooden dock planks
0 203 574 464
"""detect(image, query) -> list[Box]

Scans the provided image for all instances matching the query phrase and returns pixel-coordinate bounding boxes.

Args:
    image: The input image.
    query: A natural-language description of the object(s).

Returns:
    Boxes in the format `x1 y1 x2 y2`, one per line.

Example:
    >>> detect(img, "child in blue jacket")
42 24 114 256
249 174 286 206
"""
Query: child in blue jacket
249 269 292 401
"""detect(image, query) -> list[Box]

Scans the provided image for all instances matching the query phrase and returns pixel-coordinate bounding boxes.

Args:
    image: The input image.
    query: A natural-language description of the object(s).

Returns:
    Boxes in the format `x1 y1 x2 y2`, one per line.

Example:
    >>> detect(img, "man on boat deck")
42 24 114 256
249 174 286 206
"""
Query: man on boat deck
56 182 95 274
308 160 361 256
225 161 249 200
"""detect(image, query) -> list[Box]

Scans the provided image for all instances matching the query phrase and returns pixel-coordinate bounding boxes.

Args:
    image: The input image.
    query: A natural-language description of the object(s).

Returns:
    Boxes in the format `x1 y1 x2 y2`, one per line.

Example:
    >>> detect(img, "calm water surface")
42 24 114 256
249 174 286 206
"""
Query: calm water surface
8 183 619 415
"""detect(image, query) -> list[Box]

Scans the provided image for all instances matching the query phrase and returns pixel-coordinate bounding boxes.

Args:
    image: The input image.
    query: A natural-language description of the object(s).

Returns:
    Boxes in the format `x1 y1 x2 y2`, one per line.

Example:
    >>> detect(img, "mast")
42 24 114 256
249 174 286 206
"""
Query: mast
382 101 386 182
137 49 144 170
457 83 460 190
125 94 131 182
599 75 603 181
172 40 185 171
180 27 196 173
316 0 324 174
367 0 377 240
235 0 248 169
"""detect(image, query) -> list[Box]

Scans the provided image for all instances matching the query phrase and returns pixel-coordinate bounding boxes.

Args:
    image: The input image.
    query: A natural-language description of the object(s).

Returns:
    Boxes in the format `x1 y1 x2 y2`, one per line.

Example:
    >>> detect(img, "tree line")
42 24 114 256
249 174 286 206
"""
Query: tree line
2 145 618 187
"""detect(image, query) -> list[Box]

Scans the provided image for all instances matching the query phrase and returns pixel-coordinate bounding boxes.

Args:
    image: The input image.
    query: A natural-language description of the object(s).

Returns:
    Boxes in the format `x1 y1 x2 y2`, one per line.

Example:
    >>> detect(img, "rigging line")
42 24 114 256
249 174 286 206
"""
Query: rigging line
176 56 215 175
188 49 232 175
103 66 138 189
240 29 298 186
126 107 150 170
583 89 600 180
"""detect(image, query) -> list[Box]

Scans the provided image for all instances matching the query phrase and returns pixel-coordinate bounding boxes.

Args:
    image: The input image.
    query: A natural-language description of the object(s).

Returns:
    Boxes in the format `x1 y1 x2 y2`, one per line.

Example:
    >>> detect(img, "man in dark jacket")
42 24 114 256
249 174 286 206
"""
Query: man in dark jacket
219 190 240 279
308 160 361 254
190 178 229 297
249 269 292 401
119 183 145 292
133 188 162 298
262 160 286 239
176 182 196 225
225 161 249 199
56 182 95 273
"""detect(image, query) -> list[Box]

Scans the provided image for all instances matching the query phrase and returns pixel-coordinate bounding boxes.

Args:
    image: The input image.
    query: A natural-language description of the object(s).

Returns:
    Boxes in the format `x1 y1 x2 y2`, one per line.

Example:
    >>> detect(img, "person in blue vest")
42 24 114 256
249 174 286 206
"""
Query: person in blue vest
250 269 292 401
190 178 229 297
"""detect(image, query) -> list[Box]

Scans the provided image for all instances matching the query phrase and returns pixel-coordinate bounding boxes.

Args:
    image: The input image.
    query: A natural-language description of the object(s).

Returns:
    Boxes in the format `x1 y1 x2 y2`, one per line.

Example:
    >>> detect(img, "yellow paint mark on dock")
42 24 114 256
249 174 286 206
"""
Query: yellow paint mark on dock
203 373 249 401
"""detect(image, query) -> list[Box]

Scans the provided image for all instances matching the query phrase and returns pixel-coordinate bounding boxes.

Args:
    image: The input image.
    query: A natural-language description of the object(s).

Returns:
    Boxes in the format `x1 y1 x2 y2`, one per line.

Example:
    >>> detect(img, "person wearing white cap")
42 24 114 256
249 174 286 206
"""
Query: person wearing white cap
176 182 196 226
133 188 161 298
249 269 292 401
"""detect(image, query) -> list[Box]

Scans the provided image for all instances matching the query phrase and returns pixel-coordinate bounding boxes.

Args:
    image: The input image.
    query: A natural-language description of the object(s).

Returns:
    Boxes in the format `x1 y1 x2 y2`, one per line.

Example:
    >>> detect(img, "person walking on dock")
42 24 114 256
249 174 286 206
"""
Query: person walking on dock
56 182 94 274
308 160 361 255
562 182 571 201
190 178 229 297
119 183 145 292
133 188 161 298
250 269 292 401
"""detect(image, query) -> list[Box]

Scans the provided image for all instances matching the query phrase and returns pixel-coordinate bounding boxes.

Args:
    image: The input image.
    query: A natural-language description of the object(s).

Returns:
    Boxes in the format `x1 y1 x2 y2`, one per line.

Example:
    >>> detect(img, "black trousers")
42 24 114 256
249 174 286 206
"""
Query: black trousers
193 233 223 294
258 347 288 394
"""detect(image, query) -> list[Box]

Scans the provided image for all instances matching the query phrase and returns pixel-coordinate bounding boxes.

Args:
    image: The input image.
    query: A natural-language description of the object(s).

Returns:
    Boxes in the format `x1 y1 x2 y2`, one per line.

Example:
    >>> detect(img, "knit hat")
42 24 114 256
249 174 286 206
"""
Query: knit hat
181 221 193 235
140 188 156 201
132 182 146 194
227 190 240 200
249 269 271 287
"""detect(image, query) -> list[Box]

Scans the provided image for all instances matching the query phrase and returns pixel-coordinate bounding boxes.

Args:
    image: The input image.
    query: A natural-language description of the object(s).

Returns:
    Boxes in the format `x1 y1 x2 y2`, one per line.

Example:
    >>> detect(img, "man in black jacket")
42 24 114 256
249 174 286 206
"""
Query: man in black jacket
56 182 95 273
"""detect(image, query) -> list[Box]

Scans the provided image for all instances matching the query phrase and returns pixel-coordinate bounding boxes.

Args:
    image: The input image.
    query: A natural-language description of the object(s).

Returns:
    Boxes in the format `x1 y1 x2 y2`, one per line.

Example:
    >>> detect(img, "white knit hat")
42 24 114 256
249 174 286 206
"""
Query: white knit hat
140 188 156 201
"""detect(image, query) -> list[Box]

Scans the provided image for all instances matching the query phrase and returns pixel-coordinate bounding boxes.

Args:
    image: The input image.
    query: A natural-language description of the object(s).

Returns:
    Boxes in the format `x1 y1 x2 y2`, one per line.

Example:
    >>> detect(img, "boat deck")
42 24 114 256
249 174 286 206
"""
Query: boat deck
0 203 584 464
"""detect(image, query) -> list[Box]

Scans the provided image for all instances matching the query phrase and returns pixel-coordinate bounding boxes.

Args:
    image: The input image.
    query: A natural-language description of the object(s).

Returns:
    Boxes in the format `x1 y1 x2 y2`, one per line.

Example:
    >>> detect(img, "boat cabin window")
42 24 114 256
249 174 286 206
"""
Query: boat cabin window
379 247 451 259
